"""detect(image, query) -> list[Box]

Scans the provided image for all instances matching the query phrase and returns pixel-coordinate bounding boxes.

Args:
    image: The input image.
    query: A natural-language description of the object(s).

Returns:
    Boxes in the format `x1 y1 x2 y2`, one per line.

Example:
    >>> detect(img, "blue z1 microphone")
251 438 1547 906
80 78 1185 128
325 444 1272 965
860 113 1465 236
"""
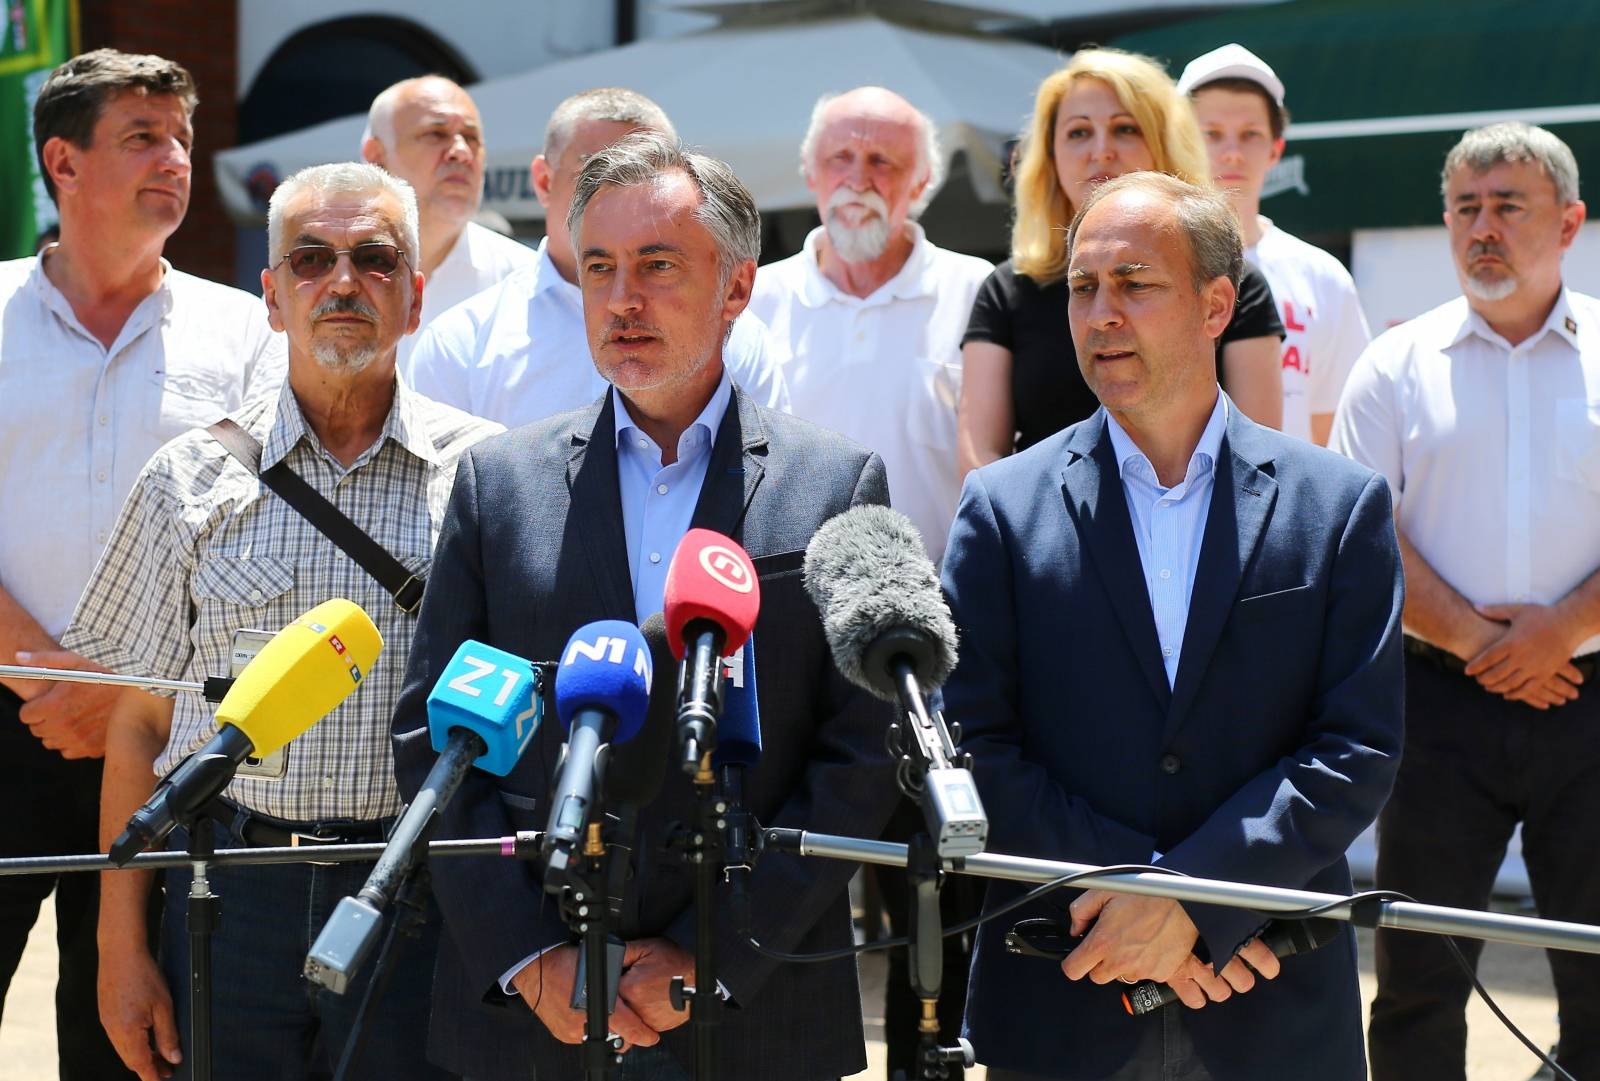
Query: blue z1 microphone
543 620 653 892
306 640 541 993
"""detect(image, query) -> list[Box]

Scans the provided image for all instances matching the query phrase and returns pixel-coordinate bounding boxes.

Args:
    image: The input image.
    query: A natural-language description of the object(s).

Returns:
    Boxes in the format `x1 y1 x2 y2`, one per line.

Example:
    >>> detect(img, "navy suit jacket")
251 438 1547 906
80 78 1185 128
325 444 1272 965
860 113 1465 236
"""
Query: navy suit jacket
390 386 899 1081
942 405 1404 1080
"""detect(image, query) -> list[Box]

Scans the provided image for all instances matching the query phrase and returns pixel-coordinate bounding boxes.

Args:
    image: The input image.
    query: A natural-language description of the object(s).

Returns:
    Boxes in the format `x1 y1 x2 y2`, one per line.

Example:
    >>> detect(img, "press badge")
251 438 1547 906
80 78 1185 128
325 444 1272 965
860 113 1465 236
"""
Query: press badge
230 628 289 779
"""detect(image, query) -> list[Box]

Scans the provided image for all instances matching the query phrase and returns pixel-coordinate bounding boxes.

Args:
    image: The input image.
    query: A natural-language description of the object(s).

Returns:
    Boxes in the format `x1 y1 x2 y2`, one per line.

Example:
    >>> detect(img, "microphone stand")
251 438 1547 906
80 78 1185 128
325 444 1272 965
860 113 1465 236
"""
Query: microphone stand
669 636 728 1081
667 753 722 1081
185 822 221 1081
886 658 980 1081
548 768 624 1080
575 821 620 1081
332 861 433 1081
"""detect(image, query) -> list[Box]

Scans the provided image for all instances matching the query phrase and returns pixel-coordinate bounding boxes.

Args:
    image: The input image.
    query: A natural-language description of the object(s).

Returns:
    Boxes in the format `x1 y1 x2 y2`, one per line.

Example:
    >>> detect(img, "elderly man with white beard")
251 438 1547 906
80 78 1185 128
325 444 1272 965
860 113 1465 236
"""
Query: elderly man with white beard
749 86 991 565
747 86 991 1080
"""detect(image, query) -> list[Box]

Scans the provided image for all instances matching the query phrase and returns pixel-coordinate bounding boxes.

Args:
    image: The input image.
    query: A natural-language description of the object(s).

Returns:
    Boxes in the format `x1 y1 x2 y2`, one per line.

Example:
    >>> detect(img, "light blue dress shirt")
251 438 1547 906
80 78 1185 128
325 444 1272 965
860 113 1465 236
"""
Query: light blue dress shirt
614 372 734 624
1103 392 1230 688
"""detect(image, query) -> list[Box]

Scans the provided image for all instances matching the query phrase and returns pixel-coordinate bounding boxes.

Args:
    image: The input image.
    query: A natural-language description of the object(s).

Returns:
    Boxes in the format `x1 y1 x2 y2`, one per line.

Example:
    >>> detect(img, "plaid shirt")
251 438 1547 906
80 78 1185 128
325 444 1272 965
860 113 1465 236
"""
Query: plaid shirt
64 376 501 821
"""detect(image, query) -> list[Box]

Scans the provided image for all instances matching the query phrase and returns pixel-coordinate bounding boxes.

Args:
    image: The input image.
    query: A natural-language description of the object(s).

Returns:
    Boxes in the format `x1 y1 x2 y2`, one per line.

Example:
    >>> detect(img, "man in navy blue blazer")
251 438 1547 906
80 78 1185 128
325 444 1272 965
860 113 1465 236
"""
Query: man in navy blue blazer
942 172 1404 1081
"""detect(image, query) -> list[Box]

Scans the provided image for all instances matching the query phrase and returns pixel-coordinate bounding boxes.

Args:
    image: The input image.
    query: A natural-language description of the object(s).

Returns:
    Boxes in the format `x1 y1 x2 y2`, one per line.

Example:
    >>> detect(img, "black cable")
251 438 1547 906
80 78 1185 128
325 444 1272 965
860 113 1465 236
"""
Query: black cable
1276 889 1578 1081
745 870 1577 1080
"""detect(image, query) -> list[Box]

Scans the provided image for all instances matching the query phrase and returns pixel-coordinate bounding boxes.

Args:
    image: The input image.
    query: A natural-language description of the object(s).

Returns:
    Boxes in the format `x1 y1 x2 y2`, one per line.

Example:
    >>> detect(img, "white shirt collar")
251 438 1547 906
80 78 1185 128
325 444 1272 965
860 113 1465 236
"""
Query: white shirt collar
1449 286 1584 352
795 221 938 308
30 248 176 339
1104 391 1230 489
531 236 582 306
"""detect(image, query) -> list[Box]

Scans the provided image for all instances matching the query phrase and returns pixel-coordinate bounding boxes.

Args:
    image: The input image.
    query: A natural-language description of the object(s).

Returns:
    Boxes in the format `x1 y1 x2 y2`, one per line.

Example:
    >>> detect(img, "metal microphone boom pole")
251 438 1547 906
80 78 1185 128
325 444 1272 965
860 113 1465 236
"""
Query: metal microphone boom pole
765 829 1600 956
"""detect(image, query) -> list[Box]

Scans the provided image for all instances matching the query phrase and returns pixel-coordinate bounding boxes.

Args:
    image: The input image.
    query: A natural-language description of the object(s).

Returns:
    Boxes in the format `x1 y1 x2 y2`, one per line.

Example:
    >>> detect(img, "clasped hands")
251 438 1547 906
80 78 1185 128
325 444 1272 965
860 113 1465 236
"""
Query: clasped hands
1460 603 1588 710
1060 891 1280 1010
513 936 696 1051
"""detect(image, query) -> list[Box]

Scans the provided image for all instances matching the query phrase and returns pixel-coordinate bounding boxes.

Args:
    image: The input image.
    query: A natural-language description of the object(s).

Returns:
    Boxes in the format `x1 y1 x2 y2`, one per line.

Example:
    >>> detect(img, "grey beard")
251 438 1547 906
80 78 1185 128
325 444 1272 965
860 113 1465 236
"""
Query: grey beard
1465 272 1518 302
826 215 891 262
311 341 379 373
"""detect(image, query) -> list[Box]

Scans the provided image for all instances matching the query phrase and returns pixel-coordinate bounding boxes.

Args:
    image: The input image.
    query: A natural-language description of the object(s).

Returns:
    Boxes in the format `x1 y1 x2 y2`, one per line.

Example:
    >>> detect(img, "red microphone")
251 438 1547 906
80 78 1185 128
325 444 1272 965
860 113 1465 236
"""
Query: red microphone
663 529 760 773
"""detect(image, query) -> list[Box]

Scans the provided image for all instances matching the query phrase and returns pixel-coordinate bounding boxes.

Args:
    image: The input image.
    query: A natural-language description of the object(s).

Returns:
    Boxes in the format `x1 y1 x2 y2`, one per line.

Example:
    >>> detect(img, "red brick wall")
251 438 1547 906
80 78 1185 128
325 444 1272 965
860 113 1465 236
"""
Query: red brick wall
78 0 239 285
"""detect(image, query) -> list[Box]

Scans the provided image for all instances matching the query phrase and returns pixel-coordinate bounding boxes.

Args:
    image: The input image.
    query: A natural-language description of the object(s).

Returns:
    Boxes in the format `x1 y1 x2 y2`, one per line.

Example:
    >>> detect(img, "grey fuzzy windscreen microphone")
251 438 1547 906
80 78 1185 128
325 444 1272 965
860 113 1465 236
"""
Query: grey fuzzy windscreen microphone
802 505 958 700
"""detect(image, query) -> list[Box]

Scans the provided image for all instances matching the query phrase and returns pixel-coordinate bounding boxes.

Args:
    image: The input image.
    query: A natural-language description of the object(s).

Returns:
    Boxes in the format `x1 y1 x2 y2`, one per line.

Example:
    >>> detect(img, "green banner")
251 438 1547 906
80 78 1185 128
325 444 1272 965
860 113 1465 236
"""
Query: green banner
1 0 76 258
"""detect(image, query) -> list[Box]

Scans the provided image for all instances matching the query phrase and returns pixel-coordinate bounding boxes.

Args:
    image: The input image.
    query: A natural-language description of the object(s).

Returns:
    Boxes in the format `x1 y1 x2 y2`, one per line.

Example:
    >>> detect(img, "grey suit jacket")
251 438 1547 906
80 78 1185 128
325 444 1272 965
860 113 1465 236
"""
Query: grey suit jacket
391 385 898 1081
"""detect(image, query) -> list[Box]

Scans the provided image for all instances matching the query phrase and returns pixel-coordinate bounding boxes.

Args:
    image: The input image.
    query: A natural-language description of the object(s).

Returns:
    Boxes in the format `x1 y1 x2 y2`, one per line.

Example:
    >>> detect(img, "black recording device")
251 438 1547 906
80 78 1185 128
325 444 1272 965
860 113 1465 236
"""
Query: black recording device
1004 915 1341 1015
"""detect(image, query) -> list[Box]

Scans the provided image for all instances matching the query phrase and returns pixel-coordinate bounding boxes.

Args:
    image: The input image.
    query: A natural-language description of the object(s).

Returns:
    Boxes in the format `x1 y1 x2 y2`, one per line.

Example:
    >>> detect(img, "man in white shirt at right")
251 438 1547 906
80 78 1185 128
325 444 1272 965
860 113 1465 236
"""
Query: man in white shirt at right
404 87 788 425
1331 122 1600 1081
1180 43 1370 445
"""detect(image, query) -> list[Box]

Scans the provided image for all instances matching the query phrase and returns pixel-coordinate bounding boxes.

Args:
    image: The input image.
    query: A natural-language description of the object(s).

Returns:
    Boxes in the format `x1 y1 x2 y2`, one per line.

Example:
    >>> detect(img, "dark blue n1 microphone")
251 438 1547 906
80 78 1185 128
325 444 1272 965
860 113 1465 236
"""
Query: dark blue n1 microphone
716 635 760 933
543 620 652 893
714 634 760 769
306 640 541 992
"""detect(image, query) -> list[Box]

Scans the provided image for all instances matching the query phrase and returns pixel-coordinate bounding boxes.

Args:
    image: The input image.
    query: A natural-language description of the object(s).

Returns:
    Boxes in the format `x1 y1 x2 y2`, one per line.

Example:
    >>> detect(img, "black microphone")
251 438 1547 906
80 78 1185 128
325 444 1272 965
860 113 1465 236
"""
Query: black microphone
1122 918 1343 1015
802 505 987 858
602 613 677 810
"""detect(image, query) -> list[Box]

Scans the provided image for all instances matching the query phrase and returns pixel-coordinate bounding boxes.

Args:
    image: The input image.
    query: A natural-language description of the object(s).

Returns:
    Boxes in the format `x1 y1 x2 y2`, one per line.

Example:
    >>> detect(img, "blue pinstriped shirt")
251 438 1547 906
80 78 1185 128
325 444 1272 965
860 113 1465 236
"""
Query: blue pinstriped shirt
1103 392 1230 688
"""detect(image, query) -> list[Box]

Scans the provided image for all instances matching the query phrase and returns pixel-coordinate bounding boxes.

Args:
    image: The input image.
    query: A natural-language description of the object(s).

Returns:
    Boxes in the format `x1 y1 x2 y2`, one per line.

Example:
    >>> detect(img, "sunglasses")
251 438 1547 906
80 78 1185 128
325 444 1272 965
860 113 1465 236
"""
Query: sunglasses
274 244 409 280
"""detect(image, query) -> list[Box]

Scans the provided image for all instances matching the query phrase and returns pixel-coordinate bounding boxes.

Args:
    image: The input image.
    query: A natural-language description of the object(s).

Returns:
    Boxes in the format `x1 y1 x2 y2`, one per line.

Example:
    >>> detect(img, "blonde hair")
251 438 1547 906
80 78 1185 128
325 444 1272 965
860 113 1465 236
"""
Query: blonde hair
1010 47 1211 283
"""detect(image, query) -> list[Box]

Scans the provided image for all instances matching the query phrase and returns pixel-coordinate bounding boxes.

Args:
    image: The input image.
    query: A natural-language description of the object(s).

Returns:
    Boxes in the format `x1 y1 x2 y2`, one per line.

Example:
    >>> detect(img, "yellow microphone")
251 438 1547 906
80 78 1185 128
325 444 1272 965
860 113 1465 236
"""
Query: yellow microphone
109 599 383 865
214 599 384 755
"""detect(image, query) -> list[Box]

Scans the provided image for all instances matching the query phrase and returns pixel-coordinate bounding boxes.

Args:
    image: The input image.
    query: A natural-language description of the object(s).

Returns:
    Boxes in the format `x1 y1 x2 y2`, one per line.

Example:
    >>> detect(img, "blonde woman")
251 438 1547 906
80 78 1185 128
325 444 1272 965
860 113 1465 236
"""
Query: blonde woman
958 47 1283 475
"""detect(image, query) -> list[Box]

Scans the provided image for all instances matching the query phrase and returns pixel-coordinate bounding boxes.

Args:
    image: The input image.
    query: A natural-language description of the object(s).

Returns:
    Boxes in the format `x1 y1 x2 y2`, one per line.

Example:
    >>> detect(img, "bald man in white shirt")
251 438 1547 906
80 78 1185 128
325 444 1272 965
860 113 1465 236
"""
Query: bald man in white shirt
1331 122 1600 1081
362 75 537 366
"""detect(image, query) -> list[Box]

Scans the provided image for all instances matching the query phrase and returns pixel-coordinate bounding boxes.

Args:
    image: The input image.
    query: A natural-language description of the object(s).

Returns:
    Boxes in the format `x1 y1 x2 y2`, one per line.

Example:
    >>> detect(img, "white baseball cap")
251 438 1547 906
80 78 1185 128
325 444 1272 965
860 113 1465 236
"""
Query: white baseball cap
1176 43 1285 107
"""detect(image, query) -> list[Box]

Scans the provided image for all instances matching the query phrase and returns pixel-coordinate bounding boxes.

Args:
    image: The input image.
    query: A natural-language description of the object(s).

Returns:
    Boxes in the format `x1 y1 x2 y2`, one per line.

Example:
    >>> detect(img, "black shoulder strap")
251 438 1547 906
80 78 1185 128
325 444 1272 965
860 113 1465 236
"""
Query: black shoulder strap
208 419 425 614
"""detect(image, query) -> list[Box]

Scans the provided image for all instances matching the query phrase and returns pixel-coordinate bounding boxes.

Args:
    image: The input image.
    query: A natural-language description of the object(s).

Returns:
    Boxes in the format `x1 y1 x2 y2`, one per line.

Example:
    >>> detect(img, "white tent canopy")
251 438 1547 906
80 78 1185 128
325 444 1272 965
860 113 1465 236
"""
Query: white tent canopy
213 14 1065 225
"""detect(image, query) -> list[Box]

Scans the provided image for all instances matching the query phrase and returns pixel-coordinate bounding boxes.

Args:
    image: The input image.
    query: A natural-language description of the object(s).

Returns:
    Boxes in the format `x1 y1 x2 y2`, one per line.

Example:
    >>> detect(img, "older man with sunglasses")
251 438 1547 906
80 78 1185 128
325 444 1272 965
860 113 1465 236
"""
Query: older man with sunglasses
61 161 499 1081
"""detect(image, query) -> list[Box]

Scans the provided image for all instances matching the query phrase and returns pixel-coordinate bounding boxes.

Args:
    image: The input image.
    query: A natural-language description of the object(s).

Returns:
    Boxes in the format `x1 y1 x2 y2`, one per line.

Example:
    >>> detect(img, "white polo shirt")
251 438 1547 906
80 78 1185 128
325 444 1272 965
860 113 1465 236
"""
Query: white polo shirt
0 253 285 639
1247 219 1371 443
403 237 789 427
749 224 991 563
1330 288 1600 655
397 220 539 369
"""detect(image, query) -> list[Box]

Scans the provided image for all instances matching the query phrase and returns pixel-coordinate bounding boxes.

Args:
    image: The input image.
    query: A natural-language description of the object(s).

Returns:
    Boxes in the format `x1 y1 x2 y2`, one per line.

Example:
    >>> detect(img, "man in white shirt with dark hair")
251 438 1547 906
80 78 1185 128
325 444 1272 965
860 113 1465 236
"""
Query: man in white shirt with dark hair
750 86 990 563
1332 121 1600 1081
404 87 788 425
362 75 537 366
0 48 282 1081
1180 43 1370 445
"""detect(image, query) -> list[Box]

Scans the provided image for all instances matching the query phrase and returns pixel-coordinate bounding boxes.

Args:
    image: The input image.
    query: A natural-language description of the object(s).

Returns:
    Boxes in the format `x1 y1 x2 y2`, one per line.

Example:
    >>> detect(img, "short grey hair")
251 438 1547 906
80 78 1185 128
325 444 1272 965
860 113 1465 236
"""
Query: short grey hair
1066 172 1243 293
543 87 675 159
267 162 420 264
1442 121 1580 205
567 130 760 284
798 89 945 216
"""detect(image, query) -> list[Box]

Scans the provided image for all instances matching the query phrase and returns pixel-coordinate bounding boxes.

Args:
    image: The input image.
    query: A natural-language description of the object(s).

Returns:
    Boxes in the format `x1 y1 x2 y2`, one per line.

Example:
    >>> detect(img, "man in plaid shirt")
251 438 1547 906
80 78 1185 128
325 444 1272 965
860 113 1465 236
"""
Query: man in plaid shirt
59 162 499 1081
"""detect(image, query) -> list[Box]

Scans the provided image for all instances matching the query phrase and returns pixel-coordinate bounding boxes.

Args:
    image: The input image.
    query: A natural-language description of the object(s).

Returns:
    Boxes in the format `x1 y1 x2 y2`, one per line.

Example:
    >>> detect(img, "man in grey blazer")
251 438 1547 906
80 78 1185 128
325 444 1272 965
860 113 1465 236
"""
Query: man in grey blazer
390 130 898 1081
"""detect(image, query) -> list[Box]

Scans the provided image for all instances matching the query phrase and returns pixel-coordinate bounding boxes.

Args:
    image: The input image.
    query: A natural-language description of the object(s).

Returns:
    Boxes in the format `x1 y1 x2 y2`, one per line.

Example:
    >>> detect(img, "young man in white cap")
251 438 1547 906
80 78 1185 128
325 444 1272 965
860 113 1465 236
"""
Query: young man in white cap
1179 43 1370 445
